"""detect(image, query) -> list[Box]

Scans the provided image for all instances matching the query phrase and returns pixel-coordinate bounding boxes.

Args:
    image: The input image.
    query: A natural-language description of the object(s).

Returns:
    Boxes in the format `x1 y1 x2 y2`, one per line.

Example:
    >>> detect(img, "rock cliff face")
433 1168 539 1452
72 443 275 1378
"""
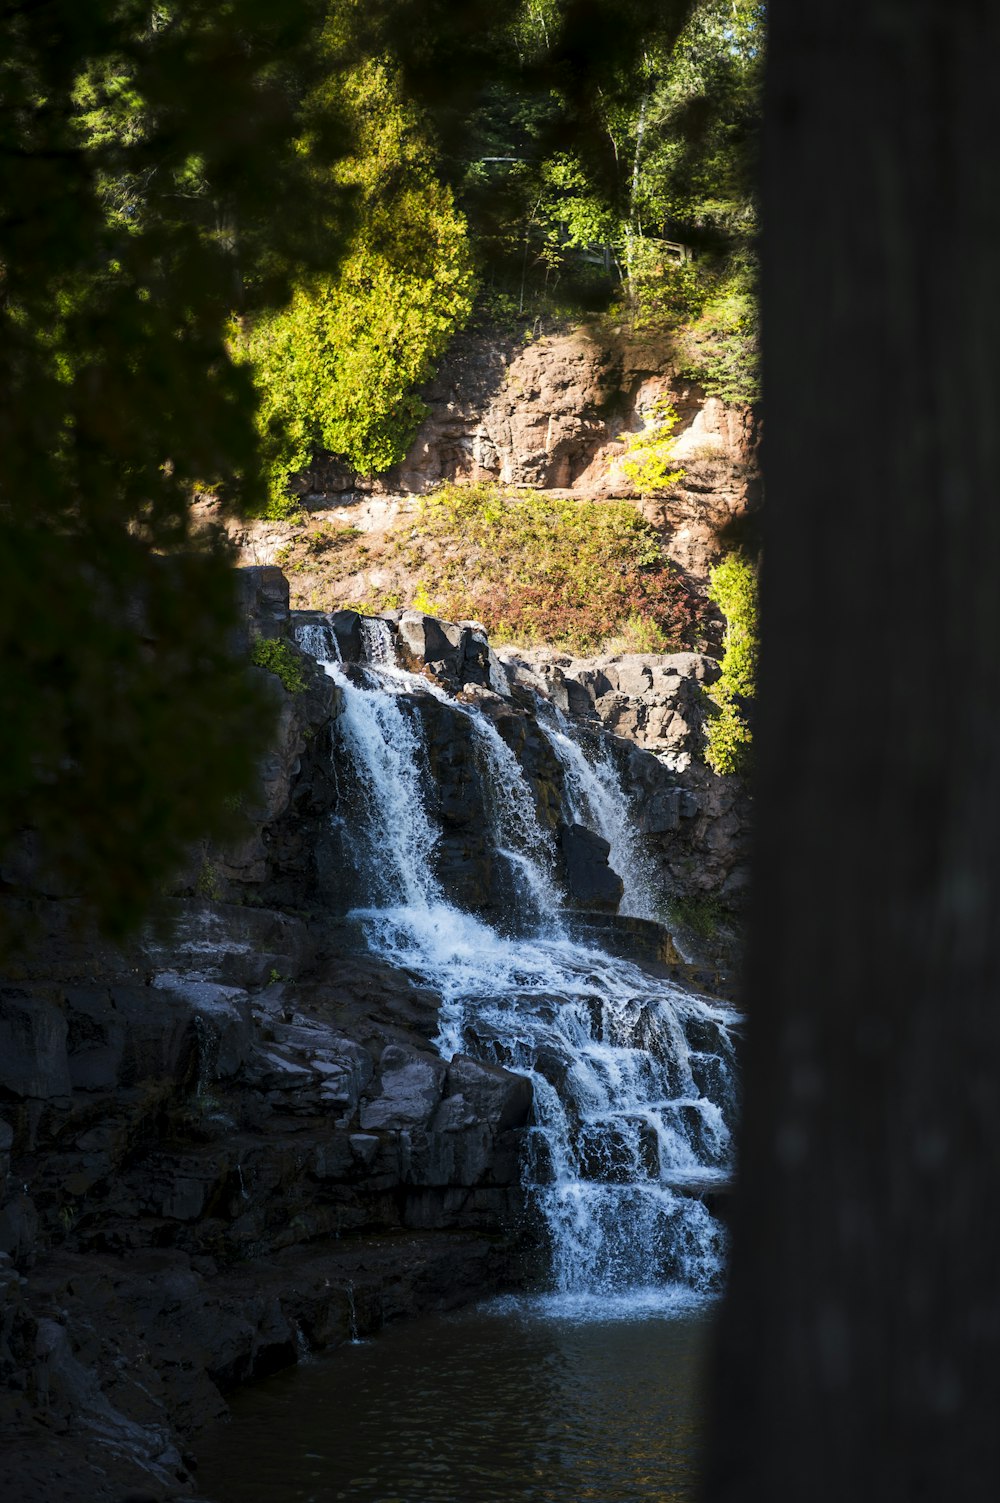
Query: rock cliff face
0 567 746 1501
0 888 533 1500
225 321 761 590
382 324 761 582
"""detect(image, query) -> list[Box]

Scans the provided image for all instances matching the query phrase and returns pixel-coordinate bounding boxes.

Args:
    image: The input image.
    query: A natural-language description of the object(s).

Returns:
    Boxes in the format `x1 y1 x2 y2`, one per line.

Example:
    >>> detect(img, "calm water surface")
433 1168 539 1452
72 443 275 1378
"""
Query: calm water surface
196 1292 713 1503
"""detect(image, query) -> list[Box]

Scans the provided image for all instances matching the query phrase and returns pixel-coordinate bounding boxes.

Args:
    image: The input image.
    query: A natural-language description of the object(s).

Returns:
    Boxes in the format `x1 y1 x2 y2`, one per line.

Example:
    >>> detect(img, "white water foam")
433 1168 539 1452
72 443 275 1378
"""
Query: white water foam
480 1284 714 1324
293 619 343 663
544 715 660 921
299 632 738 1306
359 616 396 665
327 668 443 908
464 713 564 933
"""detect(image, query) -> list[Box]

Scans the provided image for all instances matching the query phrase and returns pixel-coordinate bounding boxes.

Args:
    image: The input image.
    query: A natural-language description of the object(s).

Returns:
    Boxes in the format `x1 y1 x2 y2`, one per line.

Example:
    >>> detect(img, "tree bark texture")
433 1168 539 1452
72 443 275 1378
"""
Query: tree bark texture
703 3 1000 1499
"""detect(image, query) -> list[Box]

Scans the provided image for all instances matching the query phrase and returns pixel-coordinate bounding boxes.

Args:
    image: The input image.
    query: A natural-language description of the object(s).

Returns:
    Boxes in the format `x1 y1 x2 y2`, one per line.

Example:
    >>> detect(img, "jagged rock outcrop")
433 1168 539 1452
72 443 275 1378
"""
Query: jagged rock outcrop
285 594 750 909
0 894 532 1501
496 645 721 770
558 824 625 911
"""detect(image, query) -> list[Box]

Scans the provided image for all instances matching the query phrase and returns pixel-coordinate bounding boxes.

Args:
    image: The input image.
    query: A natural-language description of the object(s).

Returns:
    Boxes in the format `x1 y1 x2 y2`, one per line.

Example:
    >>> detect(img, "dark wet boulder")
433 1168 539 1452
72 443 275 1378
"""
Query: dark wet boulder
0 990 70 1100
359 1044 447 1131
440 1055 533 1136
557 823 624 912
235 566 290 646
395 611 464 678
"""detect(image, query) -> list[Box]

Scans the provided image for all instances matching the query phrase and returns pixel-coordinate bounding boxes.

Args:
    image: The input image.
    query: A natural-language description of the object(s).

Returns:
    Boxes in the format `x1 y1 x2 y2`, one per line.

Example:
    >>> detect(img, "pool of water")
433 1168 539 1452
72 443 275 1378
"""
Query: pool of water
195 1293 714 1503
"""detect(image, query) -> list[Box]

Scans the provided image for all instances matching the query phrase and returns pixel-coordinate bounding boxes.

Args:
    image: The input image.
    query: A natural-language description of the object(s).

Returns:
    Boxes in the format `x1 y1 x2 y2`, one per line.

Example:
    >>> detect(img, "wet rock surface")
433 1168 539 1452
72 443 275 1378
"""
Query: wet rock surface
278 598 749 911
0 899 530 1501
1 568 743 1500
495 643 751 903
558 824 624 911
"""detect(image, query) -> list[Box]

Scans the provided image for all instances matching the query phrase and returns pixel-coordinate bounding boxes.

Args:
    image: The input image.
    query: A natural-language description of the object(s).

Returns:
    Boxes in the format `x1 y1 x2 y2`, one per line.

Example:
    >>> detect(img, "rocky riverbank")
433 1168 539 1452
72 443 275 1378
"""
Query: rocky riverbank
0 892 534 1501
1 568 746 1501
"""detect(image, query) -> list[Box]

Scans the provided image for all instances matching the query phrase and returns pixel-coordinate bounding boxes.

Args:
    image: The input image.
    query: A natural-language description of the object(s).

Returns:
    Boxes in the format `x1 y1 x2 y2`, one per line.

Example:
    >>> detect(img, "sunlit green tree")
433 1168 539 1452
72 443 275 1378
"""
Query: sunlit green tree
241 54 475 503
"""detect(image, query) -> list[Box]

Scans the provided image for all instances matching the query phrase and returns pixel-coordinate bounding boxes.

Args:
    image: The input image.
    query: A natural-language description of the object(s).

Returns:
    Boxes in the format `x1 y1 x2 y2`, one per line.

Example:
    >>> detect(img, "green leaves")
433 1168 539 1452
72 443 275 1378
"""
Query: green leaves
250 639 309 694
241 58 475 495
450 0 762 392
704 551 758 776
617 399 685 496
0 0 351 934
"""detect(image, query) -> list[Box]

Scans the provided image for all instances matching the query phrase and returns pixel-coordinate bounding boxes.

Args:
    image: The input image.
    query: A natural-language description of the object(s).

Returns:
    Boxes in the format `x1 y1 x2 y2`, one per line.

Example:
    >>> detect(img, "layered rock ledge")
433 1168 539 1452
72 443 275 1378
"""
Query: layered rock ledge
0 567 747 1500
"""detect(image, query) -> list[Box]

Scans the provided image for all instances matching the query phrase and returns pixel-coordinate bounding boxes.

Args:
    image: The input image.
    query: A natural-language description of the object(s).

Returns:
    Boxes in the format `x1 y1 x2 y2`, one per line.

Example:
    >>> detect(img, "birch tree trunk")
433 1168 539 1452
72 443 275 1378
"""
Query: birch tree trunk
703 3 1000 1498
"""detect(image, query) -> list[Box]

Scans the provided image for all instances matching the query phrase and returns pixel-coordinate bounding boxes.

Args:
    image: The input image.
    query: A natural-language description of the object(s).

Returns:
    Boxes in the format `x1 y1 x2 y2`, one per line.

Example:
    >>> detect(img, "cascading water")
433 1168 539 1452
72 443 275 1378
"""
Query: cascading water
302 619 738 1312
329 670 442 909
464 712 565 932
293 620 343 664
542 709 660 922
359 616 395 665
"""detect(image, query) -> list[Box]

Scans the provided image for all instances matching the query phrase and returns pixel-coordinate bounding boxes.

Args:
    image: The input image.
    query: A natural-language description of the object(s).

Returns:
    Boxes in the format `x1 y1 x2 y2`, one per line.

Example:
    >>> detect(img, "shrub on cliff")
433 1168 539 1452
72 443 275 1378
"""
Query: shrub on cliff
704 551 758 775
617 398 685 496
250 640 308 695
673 255 760 405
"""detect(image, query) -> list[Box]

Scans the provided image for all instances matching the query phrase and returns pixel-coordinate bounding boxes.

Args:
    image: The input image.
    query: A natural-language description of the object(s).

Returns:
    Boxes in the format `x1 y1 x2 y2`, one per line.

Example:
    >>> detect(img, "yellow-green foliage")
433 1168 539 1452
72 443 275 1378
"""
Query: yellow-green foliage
250 639 308 694
674 257 760 405
617 398 685 495
354 482 708 655
704 552 758 775
240 60 475 504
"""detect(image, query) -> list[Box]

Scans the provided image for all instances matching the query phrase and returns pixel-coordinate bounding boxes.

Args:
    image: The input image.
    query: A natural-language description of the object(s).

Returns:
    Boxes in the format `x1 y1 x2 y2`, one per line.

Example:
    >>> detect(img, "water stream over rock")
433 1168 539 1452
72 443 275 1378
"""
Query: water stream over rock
543 707 660 921
0 580 741 1502
295 618 739 1309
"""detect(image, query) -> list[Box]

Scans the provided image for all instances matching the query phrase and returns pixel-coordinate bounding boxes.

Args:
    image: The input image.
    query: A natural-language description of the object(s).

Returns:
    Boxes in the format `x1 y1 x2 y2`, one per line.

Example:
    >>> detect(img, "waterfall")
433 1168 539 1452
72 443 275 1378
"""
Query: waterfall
543 714 660 922
464 714 564 934
328 668 443 909
302 625 738 1311
293 619 343 663
360 616 395 665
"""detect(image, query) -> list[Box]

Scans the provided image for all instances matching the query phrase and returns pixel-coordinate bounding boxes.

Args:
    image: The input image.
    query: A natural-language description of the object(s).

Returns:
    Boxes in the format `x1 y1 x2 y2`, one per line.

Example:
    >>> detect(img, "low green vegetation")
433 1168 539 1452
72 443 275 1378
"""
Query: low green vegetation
250 639 308 695
617 399 685 496
195 860 223 901
667 892 726 941
703 551 758 775
354 482 709 655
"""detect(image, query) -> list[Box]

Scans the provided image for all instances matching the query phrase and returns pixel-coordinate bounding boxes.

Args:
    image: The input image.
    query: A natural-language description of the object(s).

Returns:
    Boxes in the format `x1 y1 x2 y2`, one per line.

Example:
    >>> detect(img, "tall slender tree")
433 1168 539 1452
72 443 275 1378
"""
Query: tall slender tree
703 3 1000 1498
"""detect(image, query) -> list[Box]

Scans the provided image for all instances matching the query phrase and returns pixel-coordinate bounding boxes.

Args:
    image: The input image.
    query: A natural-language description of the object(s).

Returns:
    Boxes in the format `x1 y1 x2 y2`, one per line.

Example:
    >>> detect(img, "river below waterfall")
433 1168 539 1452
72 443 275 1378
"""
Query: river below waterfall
196 1298 712 1503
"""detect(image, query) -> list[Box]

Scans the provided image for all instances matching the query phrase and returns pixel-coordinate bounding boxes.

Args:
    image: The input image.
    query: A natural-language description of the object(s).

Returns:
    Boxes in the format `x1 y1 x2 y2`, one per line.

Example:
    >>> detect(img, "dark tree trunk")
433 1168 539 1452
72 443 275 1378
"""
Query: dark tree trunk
703 3 1000 1499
